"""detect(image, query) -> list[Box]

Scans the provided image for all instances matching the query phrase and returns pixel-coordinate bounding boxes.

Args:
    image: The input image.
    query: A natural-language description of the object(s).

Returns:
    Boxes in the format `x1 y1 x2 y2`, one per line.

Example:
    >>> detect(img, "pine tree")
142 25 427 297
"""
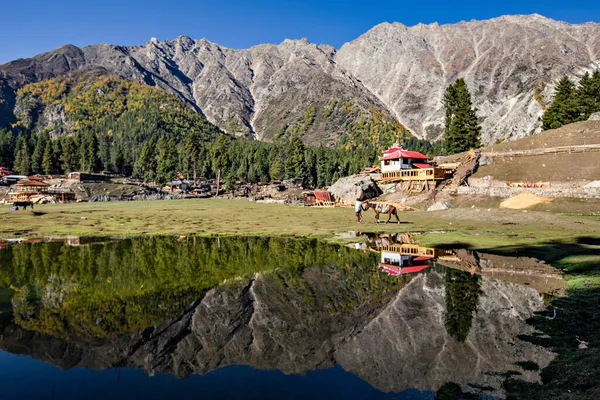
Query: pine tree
0 129 14 168
316 148 331 188
284 134 307 180
577 71 600 118
42 140 56 175
155 136 177 185
444 269 481 342
541 76 580 130
269 158 283 181
60 136 80 173
31 133 48 174
443 78 482 155
210 135 231 176
79 131 99 172
13 136 30 175
98 133 111 172
51 139 63 174
133 140 156 180
185 130 202 181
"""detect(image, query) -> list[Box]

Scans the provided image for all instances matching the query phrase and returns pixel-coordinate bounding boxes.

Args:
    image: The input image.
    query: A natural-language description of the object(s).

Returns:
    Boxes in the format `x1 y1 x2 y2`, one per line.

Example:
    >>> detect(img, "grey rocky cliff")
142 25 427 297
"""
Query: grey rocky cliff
1 38 391 145
335 14 600 143
2 15 599 145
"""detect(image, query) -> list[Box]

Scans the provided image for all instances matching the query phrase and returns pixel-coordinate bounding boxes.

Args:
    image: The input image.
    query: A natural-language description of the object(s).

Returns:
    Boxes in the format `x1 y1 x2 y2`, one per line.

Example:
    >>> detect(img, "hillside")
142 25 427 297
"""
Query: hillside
474 121 600 182
0 39 409 147
0 70 221 182
1 72 415 187
1 15 600 145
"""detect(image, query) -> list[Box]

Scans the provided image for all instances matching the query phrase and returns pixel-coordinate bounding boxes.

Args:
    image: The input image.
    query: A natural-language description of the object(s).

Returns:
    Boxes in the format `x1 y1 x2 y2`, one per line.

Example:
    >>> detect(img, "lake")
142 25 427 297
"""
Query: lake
0 235 568 399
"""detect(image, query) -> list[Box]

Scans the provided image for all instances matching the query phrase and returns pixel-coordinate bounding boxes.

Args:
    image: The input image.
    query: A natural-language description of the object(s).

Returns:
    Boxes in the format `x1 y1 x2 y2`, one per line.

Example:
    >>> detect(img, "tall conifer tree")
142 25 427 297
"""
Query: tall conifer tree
443 78 482 155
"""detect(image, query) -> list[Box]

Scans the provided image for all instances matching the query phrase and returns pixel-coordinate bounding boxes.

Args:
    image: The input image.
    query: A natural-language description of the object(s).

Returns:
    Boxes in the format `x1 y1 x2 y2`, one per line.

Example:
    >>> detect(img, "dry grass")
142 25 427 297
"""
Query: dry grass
1 198 599 251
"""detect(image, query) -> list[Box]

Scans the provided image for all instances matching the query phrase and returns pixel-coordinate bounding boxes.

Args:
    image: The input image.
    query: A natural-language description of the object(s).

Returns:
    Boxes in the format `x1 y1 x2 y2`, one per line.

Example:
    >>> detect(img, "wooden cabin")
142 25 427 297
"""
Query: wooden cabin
164 180 189 193
380 146 430 172
378 145 446 183
8 178 49 202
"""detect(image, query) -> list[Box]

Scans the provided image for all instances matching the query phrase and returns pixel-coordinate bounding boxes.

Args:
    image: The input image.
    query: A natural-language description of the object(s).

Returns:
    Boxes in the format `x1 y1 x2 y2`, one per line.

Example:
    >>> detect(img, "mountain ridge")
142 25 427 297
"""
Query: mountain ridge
1 14 599 145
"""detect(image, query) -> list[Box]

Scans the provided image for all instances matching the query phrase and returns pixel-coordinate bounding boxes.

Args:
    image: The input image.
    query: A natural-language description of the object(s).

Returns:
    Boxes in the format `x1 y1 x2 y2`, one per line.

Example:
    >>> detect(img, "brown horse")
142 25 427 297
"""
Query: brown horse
363 202 400 224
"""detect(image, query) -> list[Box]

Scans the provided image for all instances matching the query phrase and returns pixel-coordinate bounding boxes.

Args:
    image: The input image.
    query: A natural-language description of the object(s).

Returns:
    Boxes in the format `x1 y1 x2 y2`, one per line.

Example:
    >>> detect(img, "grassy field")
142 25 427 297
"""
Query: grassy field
1 197 599 248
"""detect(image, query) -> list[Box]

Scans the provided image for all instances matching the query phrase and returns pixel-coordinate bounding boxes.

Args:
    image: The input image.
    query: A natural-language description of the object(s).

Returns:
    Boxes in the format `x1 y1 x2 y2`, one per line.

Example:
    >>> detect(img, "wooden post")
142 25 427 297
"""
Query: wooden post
215 168 221 197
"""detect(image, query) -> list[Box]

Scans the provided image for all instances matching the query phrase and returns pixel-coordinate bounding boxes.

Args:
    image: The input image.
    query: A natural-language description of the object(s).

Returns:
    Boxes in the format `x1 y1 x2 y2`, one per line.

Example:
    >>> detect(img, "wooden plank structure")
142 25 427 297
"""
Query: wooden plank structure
379 243 455 259
380 167 447 183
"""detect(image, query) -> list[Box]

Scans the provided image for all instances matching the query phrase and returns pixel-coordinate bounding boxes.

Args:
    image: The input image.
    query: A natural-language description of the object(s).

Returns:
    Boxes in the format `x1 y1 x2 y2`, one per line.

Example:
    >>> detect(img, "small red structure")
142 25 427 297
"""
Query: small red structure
412 163 433 169
304 190 334 207
0 166 11 177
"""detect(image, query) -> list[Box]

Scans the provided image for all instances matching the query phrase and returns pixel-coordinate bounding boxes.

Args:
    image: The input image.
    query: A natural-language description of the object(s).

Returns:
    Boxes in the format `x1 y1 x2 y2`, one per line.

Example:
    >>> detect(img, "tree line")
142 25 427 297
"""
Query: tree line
0 126 415 188
0 74 445 188
541 71 600 130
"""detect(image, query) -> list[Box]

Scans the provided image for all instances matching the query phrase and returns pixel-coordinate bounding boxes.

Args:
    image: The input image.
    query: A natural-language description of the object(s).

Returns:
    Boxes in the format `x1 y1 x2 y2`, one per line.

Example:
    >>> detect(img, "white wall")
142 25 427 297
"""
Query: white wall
381 252 410 266
381 158 410 172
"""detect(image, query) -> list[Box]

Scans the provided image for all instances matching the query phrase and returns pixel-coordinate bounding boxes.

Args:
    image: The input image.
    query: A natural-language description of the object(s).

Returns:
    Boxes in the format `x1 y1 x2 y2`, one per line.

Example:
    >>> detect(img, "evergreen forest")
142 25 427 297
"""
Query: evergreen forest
0 74 439 187
541 71 600 130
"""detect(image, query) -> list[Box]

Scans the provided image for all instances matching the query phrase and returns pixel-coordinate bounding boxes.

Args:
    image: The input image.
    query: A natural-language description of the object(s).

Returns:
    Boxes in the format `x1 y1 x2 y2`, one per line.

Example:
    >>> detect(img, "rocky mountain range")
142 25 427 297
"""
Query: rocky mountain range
1 14 599 145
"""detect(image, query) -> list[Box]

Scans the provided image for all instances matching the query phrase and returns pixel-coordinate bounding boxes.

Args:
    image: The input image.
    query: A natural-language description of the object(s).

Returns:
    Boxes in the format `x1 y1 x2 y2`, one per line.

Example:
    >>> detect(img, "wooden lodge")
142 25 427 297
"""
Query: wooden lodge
378 242 456 259
378 146 447 183
8 176 49 202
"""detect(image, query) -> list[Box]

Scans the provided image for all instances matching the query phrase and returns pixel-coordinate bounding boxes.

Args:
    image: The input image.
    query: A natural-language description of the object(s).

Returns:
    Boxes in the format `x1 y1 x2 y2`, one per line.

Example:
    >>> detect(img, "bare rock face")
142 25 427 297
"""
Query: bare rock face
2 14 599 145
0 38 392 145
328 175 382 205
335 14 600 143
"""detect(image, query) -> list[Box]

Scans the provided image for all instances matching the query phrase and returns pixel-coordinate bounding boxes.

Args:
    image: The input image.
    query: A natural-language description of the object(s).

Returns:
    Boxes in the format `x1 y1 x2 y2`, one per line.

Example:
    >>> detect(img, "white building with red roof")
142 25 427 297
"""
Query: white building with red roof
379 145 431 172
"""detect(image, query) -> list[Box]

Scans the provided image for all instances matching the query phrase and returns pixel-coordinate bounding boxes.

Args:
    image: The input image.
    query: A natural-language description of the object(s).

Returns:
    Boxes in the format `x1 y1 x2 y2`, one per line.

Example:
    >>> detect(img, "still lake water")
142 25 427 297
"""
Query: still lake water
0 235 567 399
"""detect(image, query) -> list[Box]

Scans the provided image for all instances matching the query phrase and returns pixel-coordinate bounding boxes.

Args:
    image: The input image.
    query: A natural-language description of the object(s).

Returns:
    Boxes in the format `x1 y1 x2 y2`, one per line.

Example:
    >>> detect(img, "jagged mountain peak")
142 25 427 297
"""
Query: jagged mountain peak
336 14 600 142
1 14 600 145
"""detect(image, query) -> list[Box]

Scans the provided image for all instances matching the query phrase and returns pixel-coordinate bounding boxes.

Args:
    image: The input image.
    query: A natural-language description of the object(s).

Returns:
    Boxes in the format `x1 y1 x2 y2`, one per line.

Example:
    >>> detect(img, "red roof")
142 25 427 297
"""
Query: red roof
15 179 49 187
380 264 401 275
380 263 430 275
413 163 433 169
413 256 433 261
314 190 332 203
380 149 429 161
400 265 430 274
383 147 403 155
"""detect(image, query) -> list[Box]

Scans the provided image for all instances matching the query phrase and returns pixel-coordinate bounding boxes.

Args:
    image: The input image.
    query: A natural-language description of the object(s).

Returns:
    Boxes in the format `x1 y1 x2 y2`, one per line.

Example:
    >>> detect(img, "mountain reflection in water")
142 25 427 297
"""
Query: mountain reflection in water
0 235 567 399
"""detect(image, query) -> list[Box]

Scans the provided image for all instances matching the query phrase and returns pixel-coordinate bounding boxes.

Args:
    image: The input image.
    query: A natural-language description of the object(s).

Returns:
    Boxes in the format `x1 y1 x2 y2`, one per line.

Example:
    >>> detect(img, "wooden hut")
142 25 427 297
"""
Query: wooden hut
303 190 334 207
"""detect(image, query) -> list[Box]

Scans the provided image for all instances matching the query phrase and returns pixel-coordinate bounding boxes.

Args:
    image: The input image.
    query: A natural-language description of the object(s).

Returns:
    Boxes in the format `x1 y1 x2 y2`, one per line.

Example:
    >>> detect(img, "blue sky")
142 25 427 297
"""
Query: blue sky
1 0 599 64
